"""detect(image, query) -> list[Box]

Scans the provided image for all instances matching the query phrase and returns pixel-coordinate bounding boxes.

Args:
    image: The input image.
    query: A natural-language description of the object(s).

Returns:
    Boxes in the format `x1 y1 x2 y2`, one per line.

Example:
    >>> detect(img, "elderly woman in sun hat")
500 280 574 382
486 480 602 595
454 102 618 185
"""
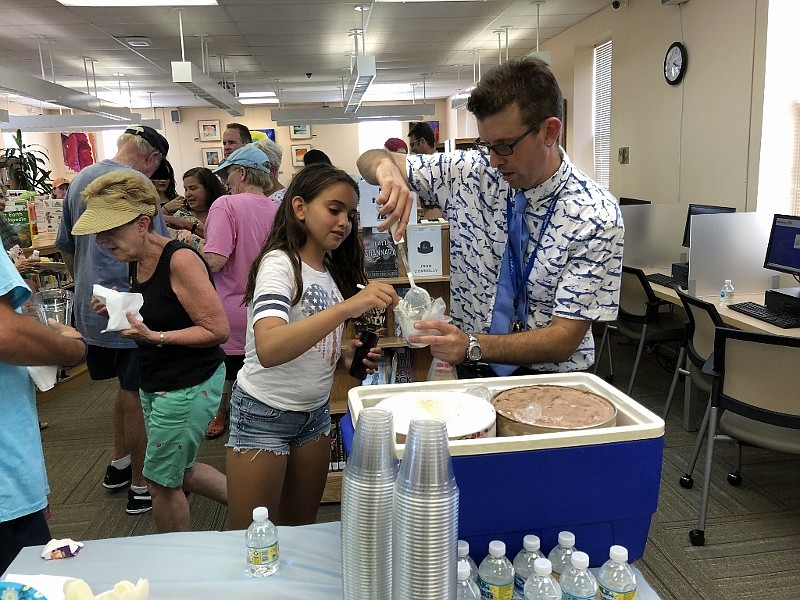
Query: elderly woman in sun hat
73 169 229 533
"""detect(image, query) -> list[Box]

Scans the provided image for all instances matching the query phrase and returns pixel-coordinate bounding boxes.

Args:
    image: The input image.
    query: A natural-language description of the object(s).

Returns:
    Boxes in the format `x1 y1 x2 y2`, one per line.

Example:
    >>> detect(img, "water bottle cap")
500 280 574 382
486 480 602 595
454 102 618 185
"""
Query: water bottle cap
571 551 589 569
533 557 552 576
724 279 732 284
458 561 471 581
488 540 506 557
523 534 541 552
558 531 575 548
458 539 469 557
609 545 628 562
252 506 268 522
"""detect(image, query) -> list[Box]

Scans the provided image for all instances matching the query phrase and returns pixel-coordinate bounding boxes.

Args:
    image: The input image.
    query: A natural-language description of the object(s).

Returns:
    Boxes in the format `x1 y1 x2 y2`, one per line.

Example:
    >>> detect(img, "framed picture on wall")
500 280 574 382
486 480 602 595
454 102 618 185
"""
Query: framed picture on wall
291 144 312 167
253 128 276 142
289 124 311 140
202 147 223 168
198 120 221 142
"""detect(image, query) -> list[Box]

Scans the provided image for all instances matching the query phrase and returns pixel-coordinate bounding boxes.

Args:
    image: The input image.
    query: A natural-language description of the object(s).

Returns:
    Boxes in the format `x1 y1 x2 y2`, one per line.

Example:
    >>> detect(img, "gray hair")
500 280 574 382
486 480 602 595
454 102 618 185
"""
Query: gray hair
253 138 283 169
242 166 272 193
117 132 155 155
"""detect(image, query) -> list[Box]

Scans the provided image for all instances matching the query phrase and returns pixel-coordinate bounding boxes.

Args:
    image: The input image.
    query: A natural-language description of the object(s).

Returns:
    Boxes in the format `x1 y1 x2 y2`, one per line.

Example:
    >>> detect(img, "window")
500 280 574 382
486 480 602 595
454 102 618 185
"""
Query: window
593 40 613 190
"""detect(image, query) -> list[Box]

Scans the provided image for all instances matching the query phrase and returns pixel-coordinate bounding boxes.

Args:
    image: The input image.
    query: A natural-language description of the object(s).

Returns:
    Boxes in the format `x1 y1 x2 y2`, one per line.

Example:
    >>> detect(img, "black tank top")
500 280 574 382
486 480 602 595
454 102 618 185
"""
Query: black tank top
130 240 225 393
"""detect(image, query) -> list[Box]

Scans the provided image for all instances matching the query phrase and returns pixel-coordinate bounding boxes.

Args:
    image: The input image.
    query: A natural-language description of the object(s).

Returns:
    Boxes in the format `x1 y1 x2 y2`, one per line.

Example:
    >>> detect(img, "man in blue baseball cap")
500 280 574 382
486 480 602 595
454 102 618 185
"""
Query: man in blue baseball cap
203 144 278 440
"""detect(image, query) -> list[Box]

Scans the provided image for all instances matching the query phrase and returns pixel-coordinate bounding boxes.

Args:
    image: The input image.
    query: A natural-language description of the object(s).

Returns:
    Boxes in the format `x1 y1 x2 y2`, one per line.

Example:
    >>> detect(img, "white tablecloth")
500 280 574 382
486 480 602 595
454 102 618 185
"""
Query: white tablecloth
3 522 662 599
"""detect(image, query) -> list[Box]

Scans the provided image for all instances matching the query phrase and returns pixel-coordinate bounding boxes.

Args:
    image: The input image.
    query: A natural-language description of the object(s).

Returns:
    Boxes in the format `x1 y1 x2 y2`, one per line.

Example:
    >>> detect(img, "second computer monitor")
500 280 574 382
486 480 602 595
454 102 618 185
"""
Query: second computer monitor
764 214 800 277
682 204 736 248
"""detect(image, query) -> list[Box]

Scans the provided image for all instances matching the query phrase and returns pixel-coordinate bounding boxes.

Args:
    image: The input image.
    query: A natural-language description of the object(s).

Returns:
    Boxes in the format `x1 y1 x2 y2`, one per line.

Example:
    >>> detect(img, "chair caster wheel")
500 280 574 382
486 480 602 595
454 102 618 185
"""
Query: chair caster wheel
727 472 742 486
689 529 705 546
679 474 694 489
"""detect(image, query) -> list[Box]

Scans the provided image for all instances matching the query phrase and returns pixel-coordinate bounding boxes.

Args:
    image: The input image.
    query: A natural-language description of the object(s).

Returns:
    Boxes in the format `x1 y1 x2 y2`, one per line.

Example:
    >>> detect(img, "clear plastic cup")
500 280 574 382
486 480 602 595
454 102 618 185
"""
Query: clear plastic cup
395 419 457 494
32 289 73 327
345 407 399 479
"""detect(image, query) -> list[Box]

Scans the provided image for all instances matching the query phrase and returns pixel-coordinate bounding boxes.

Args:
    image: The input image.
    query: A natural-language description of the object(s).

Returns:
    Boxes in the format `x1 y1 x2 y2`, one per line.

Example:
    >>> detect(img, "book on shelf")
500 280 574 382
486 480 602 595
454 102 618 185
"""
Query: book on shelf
336 415 347 470
33 197 63 241
3 201 34 248
329 417 339 472
407 222 444 276
393 347 414 384
363 227 398 278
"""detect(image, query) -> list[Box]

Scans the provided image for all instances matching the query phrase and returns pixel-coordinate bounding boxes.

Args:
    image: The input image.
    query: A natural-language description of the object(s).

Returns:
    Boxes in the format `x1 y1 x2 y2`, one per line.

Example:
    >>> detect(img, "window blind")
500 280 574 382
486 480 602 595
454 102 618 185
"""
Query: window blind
593 40 613 190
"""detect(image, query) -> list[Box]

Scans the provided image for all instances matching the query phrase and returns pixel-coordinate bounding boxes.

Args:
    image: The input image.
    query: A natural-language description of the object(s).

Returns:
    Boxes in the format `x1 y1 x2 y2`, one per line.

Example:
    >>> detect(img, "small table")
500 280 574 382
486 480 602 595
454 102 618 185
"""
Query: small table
3 522 663 599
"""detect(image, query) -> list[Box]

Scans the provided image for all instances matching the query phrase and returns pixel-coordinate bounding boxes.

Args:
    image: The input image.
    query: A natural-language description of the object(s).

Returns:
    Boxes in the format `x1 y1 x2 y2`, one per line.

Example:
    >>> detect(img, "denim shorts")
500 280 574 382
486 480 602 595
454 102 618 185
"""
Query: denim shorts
226 384 331 455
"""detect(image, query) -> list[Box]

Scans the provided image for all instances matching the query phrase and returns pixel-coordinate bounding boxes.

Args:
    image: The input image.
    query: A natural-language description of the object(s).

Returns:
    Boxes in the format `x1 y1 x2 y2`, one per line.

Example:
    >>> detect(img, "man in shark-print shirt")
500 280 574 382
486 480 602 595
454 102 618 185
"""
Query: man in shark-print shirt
358 57 623 375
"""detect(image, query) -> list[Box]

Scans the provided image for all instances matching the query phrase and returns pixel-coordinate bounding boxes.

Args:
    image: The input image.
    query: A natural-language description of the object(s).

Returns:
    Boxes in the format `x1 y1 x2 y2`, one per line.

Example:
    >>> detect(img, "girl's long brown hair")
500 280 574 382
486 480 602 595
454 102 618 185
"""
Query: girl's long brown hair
243 163 366 307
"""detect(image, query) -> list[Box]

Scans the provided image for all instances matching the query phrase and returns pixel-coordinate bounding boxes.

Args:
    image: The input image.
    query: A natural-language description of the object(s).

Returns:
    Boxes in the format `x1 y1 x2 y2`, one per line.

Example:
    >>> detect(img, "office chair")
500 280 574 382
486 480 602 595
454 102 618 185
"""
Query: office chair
663 288 725 423
687 327 800 546
595 266 686 396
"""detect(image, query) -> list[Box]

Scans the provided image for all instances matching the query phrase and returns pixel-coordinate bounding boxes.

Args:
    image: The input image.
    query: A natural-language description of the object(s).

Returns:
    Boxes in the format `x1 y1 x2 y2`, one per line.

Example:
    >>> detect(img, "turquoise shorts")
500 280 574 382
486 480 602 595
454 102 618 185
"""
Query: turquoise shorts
140 363 224 488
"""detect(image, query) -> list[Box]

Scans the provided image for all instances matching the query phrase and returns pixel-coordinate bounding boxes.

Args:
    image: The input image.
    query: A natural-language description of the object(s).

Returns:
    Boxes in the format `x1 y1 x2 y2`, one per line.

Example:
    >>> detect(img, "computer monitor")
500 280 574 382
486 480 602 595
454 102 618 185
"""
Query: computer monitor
618 197 651 206
764 214 800 277
681 204 736 248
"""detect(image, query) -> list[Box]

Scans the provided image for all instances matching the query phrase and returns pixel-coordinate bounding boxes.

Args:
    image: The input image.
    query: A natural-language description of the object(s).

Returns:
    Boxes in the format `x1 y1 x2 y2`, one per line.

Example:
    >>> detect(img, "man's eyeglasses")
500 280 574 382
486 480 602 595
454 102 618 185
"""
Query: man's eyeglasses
409 138 421 149
474 119 547 156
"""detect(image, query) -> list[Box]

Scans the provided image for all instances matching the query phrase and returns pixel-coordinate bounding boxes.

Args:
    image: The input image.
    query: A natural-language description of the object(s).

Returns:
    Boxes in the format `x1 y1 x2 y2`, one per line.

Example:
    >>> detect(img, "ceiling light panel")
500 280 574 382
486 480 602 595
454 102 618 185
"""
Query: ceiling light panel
58 0 217 6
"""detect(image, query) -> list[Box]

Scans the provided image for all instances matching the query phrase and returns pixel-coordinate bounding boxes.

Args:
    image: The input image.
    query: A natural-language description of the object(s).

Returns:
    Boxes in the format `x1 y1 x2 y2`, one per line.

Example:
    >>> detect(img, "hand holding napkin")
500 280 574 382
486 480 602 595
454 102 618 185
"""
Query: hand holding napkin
92 285 144 333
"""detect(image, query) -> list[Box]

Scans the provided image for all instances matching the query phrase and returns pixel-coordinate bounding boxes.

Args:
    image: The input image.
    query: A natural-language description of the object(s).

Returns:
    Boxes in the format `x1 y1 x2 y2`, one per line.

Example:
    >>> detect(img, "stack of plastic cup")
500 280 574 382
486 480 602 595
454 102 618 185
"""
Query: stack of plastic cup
341 407 399 600
393 418 459 599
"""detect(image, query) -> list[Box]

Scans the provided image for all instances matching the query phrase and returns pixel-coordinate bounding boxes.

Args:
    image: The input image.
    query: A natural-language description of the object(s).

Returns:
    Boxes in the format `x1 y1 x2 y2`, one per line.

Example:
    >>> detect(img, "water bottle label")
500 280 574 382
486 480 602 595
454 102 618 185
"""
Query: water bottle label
478 578 513 600
599 585 636 600
513 573 526 596
562 592 594 600
247 541 279 565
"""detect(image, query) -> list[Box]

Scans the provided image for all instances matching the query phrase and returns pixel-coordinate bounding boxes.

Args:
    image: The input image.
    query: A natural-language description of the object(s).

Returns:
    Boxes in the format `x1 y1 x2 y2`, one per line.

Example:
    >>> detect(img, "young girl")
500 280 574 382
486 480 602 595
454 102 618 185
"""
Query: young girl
226 163 400 528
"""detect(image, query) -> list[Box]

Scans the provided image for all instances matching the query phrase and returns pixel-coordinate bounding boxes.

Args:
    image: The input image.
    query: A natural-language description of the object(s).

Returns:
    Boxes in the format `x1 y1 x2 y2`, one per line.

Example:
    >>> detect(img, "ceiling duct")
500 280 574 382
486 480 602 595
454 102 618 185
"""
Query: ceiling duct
0 64 136 121
0 113 162 132
171 61 245 116
345 55 376 114
271 103 435 126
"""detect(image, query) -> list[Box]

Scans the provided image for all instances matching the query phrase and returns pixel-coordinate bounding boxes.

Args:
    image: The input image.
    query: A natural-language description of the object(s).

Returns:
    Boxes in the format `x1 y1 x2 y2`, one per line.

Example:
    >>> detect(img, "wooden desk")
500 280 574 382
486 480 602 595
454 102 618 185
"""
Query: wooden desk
650 286 800 336
648 283 800 430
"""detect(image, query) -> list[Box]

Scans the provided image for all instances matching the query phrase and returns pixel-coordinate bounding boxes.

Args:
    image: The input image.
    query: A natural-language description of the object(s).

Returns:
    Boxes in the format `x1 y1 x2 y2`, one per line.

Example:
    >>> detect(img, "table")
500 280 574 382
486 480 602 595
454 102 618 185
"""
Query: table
649 283 800 430
2 522 663 599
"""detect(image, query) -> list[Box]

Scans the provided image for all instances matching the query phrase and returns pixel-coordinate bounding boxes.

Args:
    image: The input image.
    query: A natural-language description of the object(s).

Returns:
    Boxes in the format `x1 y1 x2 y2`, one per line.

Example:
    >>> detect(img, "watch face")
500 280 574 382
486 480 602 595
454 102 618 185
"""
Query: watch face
664 42 686 85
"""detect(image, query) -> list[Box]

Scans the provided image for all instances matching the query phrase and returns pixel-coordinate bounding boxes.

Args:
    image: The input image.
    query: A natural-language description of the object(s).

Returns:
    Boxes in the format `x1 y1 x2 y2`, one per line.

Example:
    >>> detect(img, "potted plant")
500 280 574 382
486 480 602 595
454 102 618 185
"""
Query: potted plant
1 129 52 195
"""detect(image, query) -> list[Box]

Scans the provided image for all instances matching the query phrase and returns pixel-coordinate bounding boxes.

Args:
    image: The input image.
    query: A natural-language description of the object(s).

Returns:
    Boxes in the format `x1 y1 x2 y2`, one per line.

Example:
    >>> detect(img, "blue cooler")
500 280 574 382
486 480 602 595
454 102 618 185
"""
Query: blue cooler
346 373 664 567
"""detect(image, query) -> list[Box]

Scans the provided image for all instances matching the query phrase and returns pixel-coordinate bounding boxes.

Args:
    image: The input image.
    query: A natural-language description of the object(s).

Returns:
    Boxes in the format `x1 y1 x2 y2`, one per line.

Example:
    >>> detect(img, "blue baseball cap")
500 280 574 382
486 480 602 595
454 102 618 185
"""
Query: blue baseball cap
213 144 270 174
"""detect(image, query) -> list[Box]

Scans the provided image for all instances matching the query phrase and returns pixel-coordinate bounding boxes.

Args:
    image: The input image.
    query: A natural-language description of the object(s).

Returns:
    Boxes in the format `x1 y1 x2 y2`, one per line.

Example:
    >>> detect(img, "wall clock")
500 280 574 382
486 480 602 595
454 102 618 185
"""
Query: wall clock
664 41 687 85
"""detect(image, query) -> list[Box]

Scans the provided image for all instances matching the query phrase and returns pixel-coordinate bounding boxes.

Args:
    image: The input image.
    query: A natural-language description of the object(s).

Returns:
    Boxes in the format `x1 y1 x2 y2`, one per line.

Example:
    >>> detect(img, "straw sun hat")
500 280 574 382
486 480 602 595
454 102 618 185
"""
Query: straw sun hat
72 170 158 235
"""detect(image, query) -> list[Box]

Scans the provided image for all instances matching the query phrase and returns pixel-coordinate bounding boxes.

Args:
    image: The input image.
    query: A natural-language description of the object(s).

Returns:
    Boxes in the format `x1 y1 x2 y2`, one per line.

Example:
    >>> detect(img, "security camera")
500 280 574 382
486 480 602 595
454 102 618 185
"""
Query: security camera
306 72 312 78
612 0 628 8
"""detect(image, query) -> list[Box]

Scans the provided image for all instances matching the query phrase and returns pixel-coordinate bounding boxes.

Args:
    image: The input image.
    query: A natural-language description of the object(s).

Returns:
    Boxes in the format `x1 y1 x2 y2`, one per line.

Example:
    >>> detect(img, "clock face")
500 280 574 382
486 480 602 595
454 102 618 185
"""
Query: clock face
664 42 687 85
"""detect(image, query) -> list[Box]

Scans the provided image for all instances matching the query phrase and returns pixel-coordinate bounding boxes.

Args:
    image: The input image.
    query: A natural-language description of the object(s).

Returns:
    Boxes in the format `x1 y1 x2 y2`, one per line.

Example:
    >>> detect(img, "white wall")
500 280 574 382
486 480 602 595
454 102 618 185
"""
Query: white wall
542 0 768 211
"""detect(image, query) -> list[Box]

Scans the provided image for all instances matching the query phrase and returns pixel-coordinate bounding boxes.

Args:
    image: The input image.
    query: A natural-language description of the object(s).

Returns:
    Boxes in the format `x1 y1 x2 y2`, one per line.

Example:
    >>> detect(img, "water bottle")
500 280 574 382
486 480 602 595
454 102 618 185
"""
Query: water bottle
597 545 637 600
546 531 576 581
512 535 545 599
458 539 479 581
720 279 735 305
457 561 482 599
477 540 514 599
559 551 597 600
523 558 561 600
245 506 279 577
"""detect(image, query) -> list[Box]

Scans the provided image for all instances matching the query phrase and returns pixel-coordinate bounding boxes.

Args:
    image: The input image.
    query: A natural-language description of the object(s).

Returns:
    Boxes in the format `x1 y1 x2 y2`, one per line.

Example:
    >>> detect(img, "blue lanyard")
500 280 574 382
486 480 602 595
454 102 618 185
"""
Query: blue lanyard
506 193 558 313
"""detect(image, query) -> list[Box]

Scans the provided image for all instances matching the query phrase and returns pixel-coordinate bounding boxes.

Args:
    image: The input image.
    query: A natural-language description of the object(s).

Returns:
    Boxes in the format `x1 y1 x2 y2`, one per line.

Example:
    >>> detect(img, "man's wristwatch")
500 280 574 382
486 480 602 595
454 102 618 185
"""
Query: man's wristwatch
464 333 483 364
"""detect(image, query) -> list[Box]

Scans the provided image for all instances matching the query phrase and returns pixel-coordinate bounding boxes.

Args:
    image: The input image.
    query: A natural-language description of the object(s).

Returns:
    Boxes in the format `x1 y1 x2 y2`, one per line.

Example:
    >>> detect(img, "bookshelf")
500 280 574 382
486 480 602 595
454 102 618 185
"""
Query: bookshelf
321 225 451 503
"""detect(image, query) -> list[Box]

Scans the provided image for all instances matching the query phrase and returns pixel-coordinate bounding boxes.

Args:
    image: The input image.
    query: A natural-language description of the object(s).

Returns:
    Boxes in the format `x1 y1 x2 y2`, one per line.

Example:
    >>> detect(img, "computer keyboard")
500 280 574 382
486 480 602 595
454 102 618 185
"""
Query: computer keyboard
727 301 800 329
646 273 687 290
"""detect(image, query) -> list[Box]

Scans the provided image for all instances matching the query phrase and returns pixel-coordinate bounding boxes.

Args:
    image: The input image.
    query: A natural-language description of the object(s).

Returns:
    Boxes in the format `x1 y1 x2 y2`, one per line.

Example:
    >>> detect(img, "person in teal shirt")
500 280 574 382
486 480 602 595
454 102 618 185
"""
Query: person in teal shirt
0 251 86 574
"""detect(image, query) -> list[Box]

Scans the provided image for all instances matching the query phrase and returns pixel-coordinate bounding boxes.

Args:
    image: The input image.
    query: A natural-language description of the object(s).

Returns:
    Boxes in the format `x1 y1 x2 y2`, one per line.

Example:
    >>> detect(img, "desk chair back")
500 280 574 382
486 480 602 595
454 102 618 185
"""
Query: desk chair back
689 327 800 546
664 289 726 420
599 266 685 396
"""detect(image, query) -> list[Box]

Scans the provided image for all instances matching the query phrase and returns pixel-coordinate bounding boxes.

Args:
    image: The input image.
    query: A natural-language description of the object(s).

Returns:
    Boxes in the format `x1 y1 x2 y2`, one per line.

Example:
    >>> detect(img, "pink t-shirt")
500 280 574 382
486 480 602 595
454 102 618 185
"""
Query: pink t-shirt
204 192 278 356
